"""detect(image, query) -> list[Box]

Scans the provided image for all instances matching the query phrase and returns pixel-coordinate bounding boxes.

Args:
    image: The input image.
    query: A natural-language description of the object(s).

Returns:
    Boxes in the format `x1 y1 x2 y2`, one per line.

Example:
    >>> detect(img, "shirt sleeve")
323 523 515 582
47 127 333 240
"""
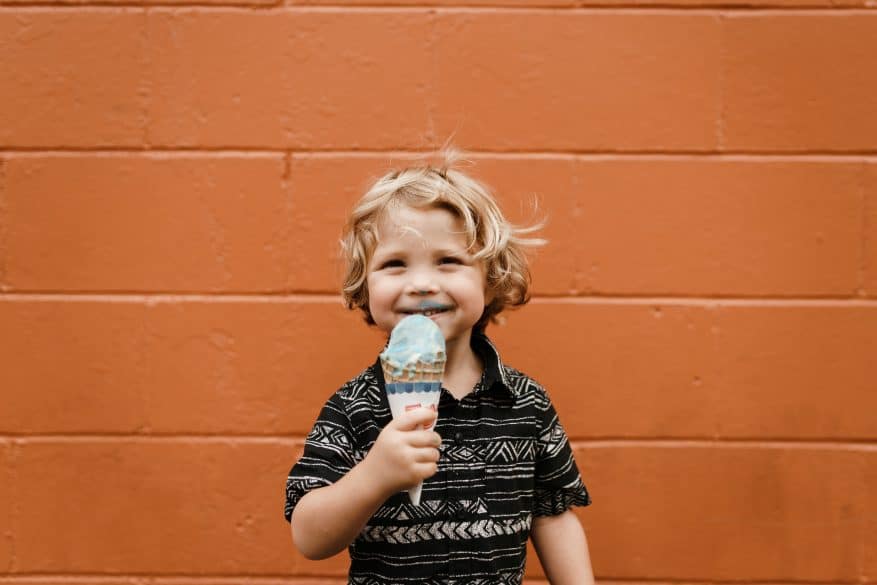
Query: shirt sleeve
284 392 358 522
533 392 591 517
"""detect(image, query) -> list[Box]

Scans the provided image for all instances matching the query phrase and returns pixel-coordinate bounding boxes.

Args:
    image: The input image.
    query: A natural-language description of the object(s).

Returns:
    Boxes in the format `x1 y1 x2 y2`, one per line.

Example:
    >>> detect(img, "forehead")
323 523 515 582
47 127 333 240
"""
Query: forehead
374 204 465 241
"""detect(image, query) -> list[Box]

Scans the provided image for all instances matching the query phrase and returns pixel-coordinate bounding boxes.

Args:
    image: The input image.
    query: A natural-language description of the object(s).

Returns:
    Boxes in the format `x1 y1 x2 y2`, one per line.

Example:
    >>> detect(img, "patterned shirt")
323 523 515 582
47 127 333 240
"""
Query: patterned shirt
285 333 590 585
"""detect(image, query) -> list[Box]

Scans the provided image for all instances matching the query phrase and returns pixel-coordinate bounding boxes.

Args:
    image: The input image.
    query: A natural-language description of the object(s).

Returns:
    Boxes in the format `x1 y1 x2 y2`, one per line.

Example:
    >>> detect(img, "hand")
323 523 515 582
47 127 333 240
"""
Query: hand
363 407 442 496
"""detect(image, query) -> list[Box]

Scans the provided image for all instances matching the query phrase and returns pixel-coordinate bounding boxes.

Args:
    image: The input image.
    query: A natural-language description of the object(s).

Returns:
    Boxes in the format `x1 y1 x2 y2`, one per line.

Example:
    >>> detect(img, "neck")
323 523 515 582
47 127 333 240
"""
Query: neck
442 330 483 400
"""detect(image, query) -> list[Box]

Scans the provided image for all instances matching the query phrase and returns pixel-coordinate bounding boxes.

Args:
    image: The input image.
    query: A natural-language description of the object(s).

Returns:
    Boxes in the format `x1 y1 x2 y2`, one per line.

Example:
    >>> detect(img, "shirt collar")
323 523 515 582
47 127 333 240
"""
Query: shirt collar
471 330 514 396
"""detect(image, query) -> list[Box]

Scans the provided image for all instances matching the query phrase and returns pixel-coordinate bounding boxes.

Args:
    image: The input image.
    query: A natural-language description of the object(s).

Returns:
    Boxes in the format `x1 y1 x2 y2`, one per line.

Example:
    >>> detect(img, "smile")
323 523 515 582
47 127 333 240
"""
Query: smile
401 302 453 317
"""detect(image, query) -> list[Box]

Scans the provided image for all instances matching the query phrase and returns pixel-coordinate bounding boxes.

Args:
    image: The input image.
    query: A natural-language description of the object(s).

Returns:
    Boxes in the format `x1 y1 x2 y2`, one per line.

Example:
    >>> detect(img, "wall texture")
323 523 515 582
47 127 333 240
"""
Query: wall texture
1 1 876 584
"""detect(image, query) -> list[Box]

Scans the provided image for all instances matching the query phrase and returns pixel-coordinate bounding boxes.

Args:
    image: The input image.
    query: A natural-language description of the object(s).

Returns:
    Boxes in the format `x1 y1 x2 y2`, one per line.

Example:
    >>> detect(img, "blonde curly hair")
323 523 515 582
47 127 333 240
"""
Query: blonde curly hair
340 150 544 331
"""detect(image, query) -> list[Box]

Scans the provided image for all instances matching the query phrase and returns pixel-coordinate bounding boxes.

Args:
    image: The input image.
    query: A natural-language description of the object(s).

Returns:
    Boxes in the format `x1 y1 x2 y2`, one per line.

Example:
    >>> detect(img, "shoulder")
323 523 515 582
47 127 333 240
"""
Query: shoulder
322 362 390 441
500 364 553 410
334 363 383 402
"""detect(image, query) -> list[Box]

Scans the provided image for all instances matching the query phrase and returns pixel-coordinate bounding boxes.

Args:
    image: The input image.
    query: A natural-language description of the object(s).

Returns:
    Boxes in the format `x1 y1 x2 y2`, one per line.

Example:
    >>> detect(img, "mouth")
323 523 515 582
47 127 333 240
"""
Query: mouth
400 302 453 317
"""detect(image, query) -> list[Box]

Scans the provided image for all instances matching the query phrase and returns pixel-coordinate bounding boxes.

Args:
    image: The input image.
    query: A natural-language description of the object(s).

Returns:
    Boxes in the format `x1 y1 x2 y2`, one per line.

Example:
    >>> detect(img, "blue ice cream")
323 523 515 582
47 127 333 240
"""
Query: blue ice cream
380 314 446 381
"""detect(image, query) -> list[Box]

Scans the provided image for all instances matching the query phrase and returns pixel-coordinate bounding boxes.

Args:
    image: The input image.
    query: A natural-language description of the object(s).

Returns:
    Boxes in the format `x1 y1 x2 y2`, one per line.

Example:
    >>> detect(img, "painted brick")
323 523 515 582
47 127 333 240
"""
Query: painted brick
494 301 877 440
288 155 861 296
561 159 861 296
6 297 873 440
0 441 12 568
0 580 696 585
492 301 716 440
865 163 877 297
12 439 352 574
576 444 866 581
292 0 863 5
0 0 276 5
0 10 147 148
0 298 384 435
1 301 154 434
287 154 580 295
292 0 575 5
457 156 582 295
0 581 146 585
290 0 868 5
275 11 436 149
7 441 872 578
434 12 720 151
865 451 877 581
4 155 288 292
709 304 877 440
288 154 391 293
484 157 862 296
723 14 877 151
583 0 865 4
147 10 434 149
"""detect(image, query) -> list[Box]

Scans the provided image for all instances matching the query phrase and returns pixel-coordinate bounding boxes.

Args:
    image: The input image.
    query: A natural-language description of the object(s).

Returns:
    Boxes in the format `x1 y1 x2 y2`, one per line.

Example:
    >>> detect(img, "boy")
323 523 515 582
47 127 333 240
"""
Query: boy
285 154 594 584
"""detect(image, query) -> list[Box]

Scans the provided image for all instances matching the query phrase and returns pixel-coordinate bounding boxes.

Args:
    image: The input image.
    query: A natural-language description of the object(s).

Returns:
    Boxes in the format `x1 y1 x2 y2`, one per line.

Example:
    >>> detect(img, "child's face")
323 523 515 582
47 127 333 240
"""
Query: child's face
366 204 490 350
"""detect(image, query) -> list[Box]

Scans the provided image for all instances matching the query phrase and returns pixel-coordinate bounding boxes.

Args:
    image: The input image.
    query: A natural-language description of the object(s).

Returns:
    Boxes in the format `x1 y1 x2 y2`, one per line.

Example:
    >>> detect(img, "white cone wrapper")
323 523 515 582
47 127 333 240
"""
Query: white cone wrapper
379 314 446 506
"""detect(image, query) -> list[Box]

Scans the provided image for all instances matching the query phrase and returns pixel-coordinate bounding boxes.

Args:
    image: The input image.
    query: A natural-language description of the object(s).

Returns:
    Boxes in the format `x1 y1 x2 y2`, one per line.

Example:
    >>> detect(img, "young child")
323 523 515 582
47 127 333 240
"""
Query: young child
285 152 594 585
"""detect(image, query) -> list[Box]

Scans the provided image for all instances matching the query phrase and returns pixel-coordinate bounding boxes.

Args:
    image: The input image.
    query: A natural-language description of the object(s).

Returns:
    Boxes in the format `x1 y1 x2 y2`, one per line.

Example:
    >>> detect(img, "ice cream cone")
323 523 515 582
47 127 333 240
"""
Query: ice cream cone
380 315 446 505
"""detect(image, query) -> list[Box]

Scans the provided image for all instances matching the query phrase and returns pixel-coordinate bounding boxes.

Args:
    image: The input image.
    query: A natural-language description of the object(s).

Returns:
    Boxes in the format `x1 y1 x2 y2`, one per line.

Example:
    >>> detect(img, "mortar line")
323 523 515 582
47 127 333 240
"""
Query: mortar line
0 577 870 584
716 9 727 152
1 148 877 161
859 162 872 297
0 4 875 11
0 157 8 293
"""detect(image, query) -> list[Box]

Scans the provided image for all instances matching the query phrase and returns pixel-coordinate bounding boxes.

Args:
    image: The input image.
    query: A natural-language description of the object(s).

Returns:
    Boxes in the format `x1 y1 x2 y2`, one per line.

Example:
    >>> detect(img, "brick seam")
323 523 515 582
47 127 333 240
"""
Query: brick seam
859 161 872 297
4 147 877 157
0 157 7 291
716 10 726 151
426 7 438 146
1 441 10 571
7 441 19 571
282 153 293 293
139 6 151 149
0 577 349 582
134 296 154 434
0 3 875 9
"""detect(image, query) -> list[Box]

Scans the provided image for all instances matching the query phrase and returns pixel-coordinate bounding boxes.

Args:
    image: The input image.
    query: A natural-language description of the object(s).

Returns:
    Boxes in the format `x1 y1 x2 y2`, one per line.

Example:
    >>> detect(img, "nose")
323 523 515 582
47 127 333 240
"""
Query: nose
405 268 439 295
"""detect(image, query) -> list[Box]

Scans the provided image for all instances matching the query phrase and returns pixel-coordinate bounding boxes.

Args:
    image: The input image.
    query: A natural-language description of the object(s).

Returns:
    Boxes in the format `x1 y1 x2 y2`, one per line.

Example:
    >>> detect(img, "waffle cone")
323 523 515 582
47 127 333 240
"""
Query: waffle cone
381 357 446 383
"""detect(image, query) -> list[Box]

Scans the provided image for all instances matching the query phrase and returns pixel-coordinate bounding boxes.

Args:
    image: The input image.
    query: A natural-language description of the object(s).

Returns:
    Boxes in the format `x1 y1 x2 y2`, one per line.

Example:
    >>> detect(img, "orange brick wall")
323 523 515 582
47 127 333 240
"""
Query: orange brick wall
1 1 875 584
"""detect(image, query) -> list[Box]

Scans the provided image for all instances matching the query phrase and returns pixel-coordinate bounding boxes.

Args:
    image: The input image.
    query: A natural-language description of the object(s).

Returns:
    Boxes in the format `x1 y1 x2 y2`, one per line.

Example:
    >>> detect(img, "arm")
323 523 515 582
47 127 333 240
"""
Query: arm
291 407 441 560
531 510 595 585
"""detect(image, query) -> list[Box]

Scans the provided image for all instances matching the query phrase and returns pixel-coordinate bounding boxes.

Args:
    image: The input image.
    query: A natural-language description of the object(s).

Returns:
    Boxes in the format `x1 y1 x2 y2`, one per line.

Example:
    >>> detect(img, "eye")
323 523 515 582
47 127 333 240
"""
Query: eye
439 256 463 265
377 259 405 270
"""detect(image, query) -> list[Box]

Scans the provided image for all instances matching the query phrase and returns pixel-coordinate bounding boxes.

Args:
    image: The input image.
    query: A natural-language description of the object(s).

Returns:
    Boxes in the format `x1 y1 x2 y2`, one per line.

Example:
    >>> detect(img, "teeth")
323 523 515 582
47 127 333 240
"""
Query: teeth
407 308 446 316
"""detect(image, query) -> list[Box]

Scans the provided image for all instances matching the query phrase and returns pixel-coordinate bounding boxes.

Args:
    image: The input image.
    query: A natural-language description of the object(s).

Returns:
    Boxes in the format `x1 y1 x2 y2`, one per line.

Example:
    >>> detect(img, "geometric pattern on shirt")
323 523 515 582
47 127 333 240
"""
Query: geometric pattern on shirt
537 423 570 459
481 440 535 463
371 498 488 521
307 422 352 447
360 515 532 544
284 332 591 585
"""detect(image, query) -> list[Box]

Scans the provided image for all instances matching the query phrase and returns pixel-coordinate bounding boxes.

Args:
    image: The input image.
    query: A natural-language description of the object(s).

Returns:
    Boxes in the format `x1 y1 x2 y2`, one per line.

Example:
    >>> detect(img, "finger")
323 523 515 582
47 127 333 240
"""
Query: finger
394 407 438 431
408 430 442 448
411 443 440 461
413 461 439 479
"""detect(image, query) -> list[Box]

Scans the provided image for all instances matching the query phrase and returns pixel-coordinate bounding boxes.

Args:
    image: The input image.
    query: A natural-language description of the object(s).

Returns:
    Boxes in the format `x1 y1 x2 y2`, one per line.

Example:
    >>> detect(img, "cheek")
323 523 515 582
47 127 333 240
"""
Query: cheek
366 275 394 305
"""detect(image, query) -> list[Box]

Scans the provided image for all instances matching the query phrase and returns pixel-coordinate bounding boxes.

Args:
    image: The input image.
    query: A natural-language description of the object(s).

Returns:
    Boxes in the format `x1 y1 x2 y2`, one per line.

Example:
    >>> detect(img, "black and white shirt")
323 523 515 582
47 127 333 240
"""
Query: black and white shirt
285 333 591 585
